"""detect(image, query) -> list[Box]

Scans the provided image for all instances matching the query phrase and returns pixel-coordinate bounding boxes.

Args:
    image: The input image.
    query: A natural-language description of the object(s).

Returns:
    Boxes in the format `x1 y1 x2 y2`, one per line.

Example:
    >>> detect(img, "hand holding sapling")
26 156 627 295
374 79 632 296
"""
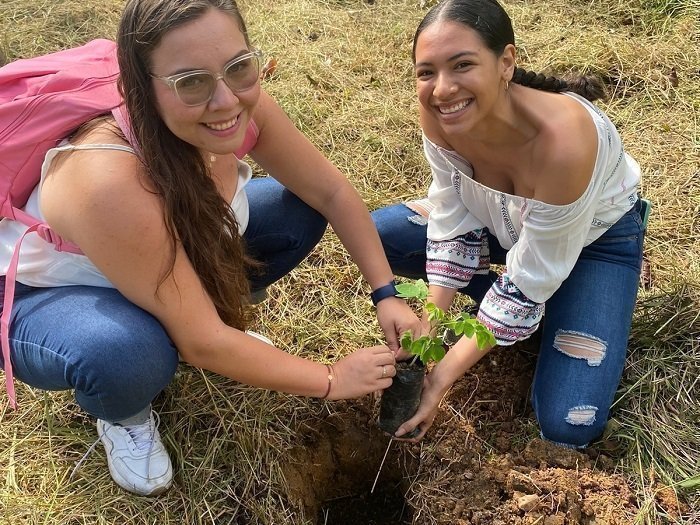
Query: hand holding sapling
378 279 495 438
395 279 495 365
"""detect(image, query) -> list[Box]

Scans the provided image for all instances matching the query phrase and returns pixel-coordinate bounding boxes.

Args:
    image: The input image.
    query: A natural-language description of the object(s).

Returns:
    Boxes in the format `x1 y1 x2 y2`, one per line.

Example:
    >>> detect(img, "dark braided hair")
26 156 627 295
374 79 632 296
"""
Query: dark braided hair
512 68 605 101
413 0 605 101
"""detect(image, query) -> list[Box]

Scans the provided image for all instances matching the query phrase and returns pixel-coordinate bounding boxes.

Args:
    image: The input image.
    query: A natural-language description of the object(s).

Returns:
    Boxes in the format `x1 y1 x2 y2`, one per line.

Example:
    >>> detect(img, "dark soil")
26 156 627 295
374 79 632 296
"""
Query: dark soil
279 341 652 524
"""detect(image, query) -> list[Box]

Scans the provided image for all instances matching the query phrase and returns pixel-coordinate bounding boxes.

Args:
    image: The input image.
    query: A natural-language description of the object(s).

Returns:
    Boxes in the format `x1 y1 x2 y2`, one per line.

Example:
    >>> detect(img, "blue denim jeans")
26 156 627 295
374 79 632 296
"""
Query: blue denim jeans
372 200 645 447
0 177 327 421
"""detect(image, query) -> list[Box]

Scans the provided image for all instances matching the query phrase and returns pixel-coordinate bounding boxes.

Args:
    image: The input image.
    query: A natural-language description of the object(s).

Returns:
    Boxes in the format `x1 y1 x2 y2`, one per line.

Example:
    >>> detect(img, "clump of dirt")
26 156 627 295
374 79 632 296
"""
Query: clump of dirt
280 343 643 524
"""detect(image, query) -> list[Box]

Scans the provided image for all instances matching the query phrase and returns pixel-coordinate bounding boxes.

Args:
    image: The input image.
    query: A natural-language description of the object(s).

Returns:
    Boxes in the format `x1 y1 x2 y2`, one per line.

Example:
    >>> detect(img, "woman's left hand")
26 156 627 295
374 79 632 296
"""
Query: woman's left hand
376 297 422 353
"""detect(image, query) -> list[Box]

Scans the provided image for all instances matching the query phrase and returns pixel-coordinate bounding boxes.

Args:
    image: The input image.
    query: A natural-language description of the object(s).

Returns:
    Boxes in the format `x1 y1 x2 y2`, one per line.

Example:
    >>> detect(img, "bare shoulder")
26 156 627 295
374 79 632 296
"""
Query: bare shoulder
41 121 160 242
532 95 599 205
48 119 143 184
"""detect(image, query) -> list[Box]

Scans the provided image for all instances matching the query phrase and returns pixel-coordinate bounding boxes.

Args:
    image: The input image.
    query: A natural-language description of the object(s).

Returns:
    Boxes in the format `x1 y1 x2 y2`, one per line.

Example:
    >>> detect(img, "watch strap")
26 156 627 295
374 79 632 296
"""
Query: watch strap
370 280 398 306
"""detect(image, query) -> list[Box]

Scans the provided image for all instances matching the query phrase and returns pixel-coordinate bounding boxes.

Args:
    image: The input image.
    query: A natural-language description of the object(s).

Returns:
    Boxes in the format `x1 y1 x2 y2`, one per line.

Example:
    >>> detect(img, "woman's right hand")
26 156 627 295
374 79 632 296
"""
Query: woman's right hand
328 345 396 400
392 372 448 441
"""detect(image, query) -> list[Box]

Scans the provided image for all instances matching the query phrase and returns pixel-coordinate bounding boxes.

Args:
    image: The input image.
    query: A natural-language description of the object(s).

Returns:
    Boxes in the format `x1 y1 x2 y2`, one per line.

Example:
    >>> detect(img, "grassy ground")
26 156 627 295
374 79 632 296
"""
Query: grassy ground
1 0 699 523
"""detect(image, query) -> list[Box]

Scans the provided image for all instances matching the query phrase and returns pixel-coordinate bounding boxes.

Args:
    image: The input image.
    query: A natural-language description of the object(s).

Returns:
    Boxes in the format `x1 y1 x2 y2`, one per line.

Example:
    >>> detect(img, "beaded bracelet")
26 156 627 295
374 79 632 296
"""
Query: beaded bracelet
320 364 334 400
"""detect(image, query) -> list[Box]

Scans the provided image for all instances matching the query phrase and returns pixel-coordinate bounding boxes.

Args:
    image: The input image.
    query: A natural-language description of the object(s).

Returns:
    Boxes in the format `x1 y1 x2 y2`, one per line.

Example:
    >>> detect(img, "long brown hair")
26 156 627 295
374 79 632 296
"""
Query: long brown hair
117 0 255 328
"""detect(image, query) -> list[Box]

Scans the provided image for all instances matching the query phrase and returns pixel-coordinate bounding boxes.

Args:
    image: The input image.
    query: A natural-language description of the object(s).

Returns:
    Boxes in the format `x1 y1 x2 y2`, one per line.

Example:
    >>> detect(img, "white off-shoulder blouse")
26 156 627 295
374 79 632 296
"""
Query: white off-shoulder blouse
424 92 640 345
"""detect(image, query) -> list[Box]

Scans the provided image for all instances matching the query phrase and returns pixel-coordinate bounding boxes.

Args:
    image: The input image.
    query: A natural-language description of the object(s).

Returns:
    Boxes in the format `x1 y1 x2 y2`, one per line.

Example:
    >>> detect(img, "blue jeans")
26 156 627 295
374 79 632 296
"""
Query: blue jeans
372 200 645 447
0 177 326 421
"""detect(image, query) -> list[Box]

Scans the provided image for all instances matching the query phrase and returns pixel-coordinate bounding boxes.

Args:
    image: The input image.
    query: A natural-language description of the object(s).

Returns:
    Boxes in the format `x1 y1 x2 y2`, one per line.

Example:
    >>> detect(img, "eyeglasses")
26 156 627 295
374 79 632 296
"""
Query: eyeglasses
151 50 263 106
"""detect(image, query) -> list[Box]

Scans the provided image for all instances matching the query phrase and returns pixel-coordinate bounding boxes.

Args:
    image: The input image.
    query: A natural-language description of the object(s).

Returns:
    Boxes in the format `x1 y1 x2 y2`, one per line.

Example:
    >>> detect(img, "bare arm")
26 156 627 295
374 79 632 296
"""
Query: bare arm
40 141 395 400
250 90 421 348
395 334 494 440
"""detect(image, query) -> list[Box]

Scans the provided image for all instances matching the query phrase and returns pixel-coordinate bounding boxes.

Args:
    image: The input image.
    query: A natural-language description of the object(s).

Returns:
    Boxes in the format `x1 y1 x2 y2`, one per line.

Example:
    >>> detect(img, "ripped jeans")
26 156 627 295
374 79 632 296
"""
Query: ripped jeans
371 200 645 447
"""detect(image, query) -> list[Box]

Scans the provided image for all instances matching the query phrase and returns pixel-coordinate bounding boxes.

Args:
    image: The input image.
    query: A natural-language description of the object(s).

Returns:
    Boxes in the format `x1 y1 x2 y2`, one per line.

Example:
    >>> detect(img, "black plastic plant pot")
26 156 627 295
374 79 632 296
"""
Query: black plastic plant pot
378 359 426 439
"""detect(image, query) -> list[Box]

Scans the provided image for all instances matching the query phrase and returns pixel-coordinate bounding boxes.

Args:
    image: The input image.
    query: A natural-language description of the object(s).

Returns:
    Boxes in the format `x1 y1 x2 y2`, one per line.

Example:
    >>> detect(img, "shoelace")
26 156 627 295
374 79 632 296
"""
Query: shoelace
70 410 160 482
126 413 159 452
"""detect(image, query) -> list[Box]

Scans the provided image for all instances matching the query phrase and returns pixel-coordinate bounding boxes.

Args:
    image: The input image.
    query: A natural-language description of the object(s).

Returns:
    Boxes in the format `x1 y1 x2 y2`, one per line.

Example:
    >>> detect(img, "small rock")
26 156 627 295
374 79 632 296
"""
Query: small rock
516 494 540 512
566 491 582 521
507 469 538 493
544 515 565 525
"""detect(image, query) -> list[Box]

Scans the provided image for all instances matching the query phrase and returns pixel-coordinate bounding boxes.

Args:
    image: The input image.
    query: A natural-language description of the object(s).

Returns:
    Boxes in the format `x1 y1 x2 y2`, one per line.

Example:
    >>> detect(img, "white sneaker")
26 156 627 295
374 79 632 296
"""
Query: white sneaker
97 410 173 496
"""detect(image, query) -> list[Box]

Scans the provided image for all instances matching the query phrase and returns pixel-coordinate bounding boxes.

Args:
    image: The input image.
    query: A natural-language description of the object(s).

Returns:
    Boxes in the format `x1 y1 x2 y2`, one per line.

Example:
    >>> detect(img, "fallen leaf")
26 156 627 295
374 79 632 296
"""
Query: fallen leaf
669 67 679 87
641 255 652 289
261 57 277 80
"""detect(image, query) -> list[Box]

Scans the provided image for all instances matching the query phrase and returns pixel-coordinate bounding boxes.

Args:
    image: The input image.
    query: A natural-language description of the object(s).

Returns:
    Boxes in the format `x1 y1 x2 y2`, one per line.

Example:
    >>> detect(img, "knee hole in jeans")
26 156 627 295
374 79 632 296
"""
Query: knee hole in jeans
564 405 598 426
553 329 607 367
539 405 601 448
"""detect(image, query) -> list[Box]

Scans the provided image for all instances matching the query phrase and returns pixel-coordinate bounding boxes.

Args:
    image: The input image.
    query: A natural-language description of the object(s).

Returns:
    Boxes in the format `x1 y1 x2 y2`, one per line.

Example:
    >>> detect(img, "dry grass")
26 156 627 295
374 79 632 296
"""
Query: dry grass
1 0 699 523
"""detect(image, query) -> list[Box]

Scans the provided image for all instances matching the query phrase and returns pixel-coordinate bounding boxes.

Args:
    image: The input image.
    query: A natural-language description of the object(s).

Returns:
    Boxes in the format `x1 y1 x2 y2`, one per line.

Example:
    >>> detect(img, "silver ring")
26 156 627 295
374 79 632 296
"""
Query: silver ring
382 365 387 378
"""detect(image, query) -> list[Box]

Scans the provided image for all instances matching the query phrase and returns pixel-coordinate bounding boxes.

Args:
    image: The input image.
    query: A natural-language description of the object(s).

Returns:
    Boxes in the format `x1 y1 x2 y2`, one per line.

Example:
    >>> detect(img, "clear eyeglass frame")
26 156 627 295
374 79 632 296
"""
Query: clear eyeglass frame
151 49 263 106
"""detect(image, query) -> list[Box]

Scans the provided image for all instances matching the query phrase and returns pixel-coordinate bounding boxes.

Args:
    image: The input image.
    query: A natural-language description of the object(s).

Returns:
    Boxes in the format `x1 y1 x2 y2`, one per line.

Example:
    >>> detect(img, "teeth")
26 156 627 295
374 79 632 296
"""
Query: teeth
205 116 238 131
439 100 470 114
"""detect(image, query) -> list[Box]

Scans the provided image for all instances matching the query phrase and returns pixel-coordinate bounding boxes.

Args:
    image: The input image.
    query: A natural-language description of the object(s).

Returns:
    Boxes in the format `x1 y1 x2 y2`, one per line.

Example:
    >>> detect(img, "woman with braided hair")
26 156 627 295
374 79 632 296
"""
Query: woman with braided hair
372 0 646 447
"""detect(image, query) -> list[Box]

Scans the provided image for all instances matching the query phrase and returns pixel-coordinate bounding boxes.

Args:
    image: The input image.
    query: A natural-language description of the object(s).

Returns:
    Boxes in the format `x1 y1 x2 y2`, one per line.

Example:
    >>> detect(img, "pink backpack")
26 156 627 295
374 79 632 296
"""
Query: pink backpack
0 39 258 408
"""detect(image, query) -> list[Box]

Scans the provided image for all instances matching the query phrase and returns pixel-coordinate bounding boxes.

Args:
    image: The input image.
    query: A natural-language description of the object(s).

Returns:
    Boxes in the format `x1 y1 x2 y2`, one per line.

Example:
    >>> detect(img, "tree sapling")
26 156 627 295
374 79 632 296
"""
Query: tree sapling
378 279 495 437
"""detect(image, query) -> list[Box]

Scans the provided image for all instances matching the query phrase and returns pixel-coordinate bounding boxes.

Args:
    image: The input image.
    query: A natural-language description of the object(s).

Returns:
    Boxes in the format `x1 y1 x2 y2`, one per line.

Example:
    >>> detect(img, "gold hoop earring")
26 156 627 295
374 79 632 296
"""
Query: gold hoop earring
505 80 510 91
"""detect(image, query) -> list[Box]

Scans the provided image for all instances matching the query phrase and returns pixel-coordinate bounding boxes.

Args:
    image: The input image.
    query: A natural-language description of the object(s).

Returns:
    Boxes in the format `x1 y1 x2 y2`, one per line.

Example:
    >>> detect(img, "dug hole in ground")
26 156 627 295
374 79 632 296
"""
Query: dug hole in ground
277 335 669 525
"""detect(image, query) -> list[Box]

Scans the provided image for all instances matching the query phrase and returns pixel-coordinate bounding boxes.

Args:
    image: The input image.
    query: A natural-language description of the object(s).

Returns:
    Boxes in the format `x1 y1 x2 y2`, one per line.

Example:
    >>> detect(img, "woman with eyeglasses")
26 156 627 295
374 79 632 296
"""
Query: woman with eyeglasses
0 0 419 496
371 0 645 446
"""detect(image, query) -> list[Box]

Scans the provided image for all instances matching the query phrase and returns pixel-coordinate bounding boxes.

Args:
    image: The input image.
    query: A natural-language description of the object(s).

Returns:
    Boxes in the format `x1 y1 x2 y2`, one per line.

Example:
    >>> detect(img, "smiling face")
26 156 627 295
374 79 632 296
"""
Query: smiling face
414 20 513 136
149 7 260 156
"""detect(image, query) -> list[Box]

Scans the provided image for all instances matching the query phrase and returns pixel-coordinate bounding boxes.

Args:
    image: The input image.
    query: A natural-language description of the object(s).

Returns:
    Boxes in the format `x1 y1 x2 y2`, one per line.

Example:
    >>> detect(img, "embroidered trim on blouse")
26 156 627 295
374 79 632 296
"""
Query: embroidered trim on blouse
426 229 490 289
476 274 544 346
451 167 462 196
500 193 519 245
591 217 614 229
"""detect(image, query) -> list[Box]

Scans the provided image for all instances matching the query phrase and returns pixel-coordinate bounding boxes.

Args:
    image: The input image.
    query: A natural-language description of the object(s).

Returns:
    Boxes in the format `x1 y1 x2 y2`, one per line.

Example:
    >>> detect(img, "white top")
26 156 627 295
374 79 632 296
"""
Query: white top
0 143 253 288
425 92 640 303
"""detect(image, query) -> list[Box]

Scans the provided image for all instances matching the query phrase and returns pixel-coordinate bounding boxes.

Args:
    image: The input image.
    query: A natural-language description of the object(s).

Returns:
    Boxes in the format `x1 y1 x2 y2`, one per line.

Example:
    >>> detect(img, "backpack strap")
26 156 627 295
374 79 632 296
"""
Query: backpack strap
1 91 255 410
111 105 139 156
1 224 46 408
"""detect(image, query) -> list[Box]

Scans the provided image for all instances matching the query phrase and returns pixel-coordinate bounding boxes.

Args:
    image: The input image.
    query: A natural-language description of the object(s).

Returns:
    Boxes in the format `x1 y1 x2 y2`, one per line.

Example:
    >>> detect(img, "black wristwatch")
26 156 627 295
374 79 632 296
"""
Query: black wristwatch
370 280 399 306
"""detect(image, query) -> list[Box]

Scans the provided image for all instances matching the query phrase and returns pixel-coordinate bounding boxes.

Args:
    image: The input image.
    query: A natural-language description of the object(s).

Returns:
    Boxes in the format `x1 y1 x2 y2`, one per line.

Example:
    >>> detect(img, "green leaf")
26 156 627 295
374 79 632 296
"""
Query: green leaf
395 279 428 300
475 326 496 349
426 302 445 324
424 339 446 363
476 330 489 349
462 322 475 338
678 475 700 489
400 331 413 351
410 337 428 357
